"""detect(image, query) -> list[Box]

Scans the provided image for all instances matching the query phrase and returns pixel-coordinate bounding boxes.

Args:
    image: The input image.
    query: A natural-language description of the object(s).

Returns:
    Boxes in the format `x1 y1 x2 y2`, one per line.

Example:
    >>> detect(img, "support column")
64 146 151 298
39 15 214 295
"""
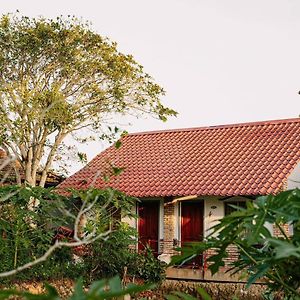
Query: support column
163 202 175 254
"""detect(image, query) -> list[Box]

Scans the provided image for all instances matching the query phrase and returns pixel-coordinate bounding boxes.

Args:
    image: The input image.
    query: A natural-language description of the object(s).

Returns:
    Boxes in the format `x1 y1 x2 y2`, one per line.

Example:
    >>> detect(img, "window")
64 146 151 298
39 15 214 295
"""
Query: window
224 201 247 216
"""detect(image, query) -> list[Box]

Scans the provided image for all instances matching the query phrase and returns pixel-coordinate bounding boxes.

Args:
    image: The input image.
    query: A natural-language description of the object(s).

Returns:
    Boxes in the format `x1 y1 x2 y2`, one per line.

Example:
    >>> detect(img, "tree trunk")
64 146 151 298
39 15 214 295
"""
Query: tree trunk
31 128 48 185
25 148 34 186
12 164 22 186
39 132 66 187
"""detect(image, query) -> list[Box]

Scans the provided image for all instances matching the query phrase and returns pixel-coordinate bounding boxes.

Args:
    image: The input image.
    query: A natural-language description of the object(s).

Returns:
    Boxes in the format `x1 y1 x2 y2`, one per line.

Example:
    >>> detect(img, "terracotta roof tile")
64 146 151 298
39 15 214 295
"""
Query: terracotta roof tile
58 118 300 197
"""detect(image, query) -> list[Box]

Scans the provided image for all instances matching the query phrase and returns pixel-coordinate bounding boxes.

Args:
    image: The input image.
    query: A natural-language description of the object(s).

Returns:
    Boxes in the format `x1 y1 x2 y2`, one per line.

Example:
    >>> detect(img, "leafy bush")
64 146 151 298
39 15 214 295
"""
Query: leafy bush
129 245 166 283
0 186 71 281
82 222 137 280
82 222 166 283
0 186 137 282
21 247 86 281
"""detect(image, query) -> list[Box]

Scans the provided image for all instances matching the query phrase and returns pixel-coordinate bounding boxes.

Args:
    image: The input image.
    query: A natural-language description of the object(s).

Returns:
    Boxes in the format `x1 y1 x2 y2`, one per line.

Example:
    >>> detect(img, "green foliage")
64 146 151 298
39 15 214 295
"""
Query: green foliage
82 223 137 280
130 245 167 283
0 12 176 186
67 187 137 235
0 276 154 300
0 185 70 279
82 223 166 283
172 189 300 299
0 186 137 282
0 185 164 284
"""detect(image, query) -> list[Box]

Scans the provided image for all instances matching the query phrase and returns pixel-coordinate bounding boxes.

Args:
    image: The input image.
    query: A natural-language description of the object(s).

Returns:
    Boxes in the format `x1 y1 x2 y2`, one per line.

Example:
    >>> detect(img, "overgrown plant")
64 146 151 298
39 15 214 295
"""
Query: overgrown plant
131 245 167 283
0 185 69 278
0 185 162 298
172 188 300 299
83 223 166 283
82 222 138 281
0 186 136 281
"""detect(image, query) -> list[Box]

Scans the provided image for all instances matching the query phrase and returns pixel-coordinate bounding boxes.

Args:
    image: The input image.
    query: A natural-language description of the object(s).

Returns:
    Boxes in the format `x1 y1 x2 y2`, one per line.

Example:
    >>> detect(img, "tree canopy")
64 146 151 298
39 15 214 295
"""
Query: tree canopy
0 13 176 186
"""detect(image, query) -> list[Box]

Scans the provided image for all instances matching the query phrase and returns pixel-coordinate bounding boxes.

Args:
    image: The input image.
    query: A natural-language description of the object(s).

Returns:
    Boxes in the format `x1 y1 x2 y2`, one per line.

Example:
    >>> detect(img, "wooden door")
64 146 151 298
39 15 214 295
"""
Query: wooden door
181 201 204 265
138 201 159 255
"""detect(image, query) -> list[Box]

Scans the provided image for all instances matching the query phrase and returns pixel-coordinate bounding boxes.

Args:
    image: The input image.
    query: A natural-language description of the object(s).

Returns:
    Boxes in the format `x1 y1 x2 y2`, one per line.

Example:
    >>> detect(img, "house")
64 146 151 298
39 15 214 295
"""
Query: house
0 149 65 187
58 118 300 281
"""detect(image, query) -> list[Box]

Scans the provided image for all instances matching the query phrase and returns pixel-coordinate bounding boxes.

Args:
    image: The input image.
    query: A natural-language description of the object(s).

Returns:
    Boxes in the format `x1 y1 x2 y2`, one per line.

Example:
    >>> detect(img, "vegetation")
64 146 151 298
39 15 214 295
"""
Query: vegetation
0 13 176 186
0 185 69 279
3 187 300 299
0 276 154 300
82 223 166 283
173 188 300 299
0 185 165 290
0 186 132 280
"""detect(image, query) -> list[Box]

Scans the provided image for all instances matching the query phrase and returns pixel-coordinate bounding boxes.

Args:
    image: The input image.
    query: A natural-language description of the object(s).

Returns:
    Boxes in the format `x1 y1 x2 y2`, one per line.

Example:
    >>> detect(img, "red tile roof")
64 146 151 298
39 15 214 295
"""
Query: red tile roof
59 118 300 197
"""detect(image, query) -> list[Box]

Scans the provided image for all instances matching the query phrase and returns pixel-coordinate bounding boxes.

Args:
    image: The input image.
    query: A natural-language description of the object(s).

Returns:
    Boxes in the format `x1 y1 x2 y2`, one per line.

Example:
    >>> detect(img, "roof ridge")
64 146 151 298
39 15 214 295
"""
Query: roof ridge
128 117 300 136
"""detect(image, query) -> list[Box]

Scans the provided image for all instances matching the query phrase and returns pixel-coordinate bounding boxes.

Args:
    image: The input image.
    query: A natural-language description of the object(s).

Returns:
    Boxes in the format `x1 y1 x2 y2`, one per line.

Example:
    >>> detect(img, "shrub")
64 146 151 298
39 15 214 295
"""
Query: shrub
0 186 71 282
0 186 136 282
0 186 165 284
129 245 166 283
82 222 137 280
82 223 166 283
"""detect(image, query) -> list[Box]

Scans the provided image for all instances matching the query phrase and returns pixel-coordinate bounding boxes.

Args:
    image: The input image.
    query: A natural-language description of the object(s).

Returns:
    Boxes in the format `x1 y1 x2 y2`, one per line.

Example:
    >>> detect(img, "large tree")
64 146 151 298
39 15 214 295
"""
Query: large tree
0 13 176 187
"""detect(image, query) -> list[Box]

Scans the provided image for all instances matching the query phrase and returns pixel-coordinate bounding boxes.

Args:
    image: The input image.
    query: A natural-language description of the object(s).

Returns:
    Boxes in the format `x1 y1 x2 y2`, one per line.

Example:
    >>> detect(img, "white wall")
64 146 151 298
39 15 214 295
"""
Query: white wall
287 162 300 190
204 197 224 237
174 202 179 241
159 199 164 241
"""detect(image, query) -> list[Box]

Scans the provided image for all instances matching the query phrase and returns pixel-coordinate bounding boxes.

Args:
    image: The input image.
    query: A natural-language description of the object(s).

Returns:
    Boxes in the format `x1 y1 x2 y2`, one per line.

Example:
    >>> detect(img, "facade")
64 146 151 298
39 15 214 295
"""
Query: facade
59 118 300 280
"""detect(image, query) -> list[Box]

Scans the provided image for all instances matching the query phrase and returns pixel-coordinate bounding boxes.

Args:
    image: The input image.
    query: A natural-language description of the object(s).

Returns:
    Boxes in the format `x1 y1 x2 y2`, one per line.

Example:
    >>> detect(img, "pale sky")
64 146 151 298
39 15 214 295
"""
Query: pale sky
1 0 300 172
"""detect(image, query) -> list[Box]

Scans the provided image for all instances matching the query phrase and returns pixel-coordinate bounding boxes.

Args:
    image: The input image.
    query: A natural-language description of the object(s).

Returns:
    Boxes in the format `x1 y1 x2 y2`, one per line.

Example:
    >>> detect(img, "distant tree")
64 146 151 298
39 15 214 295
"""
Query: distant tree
0 13 176 186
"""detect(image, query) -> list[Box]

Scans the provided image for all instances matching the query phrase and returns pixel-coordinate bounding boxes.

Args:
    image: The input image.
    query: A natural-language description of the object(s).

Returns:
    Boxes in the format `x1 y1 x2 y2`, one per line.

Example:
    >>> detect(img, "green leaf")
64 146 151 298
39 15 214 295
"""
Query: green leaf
108 276 122 292
88 279 107 296
196 287 212 300
0 290 21 300
43 283 60 299
246 264 270 287
267 239 300 259
112 166 125 176
69 278 86 300
115 139 122 149
165 295 180 300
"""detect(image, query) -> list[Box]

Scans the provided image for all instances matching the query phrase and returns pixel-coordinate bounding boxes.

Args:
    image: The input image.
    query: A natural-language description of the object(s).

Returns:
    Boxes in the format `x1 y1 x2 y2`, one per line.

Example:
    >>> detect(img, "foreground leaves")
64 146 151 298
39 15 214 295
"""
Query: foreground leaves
172 189 300 299
165 288 211 300
0 276 154 300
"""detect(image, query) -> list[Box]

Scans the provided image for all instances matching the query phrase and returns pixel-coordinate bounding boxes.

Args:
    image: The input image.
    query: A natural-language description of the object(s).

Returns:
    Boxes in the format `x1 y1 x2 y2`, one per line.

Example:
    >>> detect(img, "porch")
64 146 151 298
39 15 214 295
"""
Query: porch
122 195 245 282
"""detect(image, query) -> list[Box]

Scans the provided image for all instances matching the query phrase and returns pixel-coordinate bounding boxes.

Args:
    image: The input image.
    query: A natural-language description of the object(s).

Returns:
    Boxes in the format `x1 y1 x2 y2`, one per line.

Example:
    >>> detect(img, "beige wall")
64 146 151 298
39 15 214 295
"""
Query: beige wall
287 161 300 190
203 197 224 237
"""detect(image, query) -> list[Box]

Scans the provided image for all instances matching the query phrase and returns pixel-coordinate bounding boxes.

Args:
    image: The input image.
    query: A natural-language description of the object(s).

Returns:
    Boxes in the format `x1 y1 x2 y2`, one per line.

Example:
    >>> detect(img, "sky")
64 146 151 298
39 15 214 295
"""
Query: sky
1 0 300 172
